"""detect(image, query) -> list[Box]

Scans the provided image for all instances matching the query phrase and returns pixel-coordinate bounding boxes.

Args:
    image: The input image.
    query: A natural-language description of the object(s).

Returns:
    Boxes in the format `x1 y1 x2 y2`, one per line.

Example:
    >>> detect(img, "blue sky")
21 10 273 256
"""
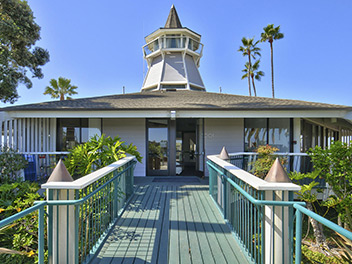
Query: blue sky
7 0 352 106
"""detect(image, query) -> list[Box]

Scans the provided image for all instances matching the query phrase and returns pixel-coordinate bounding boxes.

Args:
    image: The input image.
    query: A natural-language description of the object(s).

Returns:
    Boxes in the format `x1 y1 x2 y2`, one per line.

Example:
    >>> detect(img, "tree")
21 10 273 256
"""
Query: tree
289 171 328 248
241 60 264 97
260 24 284 98
308 141 352 230
44 77 78 100
238 37 261 96
0 0 50 103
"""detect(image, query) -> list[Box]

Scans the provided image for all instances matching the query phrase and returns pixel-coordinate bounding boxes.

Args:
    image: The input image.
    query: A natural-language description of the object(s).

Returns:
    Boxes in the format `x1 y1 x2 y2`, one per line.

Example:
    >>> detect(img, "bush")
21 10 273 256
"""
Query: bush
64 134 142 178
0 181 46 263
251 145 286 178
0 147 27 184
309 141 352 229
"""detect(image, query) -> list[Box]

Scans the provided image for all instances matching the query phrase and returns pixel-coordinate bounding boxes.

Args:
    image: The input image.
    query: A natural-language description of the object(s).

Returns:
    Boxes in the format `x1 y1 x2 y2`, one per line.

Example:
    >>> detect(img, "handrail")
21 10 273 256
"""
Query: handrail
208 155 352 264
294 203 352 263
37 161 135 206
42 156 135 189
0 157 137 264
0 201 46 228
208 161 305 207
294 204 352 240
0 201 46 264
208 154 301 191
229 152 309 156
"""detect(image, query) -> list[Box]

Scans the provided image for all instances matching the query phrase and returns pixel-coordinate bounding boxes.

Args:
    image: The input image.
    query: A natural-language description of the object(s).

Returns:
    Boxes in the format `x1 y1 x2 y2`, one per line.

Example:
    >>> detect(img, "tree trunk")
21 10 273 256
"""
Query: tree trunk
251 74 257 96
60 93 64 101
306 202 327 247
270 40 275 98
247 52 252 96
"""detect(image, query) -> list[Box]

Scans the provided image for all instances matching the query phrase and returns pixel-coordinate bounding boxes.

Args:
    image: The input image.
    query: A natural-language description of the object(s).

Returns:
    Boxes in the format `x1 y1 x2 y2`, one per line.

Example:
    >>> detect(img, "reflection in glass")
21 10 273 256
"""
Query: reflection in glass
244 119 267 152
148 120 168 171
245 118 291 152
268 119 290 152
57 118 101 151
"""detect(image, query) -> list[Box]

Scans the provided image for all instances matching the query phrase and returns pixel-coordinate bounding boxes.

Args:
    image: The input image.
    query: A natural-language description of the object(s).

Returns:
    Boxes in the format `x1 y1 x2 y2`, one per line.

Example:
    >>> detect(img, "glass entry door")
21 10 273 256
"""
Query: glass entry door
147 119 169 176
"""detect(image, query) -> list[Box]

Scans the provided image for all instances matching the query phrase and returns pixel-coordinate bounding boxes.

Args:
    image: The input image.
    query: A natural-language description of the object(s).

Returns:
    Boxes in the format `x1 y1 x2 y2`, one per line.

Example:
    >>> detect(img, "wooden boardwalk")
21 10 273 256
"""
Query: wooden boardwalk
92 178 249 264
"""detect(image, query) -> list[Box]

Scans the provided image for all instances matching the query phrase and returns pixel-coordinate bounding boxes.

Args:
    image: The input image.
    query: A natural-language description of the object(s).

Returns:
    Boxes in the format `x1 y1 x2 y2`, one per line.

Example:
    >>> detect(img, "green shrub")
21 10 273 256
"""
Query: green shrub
0 181 46 263
309 141 352 229
0 147 27 184
64 134 142 178
301 245 348 264
251 145 286 178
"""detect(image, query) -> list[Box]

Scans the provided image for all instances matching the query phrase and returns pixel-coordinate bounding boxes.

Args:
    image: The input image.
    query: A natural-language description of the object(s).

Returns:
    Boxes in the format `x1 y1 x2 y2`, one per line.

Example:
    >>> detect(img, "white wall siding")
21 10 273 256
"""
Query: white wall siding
204 118 244 176
103 118 146 176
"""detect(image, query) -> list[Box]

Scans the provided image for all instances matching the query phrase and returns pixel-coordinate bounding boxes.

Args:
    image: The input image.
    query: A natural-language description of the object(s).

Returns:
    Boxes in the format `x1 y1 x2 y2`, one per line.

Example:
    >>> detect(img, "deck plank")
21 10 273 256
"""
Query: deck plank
94 185 146 264
182 186 204 264
168 185 179 264
186 186 216 264
93 179 250 264
198 187 249 263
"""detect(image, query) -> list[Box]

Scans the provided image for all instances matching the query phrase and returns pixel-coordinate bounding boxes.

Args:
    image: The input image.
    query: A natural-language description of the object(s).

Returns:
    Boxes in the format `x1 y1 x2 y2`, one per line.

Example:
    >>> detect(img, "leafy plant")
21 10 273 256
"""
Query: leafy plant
64 134 142 178
331 232 352 263
0 147 27 184
290 171 328 247
0 182 46 263
301 245 349 264
309 141 352 229
251 145 286 178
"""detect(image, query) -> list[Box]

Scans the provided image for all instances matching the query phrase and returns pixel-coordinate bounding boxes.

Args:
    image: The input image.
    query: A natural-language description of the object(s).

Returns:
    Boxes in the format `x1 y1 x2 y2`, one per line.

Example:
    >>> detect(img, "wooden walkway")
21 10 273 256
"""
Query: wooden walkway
92 178 249 264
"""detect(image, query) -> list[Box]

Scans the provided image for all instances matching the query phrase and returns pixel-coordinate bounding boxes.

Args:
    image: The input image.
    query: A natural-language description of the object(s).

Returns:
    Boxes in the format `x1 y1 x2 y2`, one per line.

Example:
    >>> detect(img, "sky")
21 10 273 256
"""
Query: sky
6 0 352 107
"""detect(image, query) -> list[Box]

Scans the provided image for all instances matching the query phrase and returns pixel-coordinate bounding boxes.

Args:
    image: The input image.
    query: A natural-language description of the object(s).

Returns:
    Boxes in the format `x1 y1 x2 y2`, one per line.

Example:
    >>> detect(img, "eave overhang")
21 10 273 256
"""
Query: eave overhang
5 109 352 121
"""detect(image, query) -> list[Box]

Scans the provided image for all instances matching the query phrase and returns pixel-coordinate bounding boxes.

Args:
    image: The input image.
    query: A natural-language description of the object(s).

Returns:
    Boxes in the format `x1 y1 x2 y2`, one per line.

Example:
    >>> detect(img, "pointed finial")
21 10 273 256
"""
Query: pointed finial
46 159 73 183
164 5 182 28
264 158 292 183
219 146 230 160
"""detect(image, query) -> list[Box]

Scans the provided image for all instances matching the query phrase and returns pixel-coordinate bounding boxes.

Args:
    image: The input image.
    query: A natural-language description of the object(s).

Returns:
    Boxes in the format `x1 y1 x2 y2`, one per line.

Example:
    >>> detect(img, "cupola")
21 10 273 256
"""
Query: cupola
141 5 205 92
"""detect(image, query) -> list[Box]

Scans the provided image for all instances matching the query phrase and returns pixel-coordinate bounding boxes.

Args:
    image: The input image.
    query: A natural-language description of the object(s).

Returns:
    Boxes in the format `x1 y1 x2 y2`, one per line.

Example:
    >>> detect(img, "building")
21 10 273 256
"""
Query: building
1 6 352 177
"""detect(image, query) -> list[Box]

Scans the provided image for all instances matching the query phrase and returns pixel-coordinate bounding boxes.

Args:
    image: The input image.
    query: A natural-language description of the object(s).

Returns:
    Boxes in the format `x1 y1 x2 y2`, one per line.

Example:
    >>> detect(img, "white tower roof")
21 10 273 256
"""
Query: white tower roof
141 6 205 92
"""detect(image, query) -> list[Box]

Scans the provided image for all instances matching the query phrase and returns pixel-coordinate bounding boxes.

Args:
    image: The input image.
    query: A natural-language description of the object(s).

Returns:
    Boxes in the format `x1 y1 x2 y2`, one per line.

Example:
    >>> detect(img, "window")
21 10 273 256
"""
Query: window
245 118 291 152
57 118 101 151
300 119 339 151
268 119 290 152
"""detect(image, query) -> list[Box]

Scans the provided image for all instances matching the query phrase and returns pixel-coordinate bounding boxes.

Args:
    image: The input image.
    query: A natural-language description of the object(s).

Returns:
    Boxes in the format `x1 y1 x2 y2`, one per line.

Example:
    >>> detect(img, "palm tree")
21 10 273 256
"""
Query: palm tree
238 37 261 96
241 60 264 97
261 24 284 98
44 77 78 100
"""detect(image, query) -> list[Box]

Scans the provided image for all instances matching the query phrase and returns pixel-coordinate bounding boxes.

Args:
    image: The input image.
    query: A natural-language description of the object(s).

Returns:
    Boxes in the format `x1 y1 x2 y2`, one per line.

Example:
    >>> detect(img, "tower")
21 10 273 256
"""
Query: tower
141 5 205 91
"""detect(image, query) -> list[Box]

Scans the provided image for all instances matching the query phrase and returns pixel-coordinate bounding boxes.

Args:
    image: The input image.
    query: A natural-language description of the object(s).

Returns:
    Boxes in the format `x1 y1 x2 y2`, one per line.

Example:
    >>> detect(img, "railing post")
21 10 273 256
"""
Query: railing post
42 160 77 264
38 205 45 264
264 190 292 264
295 209 303 264
264 159 297 264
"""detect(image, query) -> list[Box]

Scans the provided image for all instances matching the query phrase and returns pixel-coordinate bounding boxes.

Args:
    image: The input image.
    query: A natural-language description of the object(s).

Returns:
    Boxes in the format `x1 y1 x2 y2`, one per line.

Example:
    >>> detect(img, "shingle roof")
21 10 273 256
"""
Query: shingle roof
164 5 182 29
2 90 352 112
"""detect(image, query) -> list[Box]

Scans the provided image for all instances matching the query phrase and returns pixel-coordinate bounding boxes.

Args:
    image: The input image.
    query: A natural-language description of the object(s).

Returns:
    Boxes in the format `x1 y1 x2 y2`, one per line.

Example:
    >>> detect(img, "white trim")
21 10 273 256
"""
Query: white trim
41 156 135 190
6 109 352 119
8 120 12 148
207 154 301 191
13 119 17 150
4 120 7 146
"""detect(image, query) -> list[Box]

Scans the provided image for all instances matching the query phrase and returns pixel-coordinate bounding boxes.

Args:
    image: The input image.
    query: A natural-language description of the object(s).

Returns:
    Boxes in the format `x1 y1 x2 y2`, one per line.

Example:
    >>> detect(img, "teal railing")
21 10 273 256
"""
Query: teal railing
207 155 352 264
0 156 136 264
0 201 47 262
